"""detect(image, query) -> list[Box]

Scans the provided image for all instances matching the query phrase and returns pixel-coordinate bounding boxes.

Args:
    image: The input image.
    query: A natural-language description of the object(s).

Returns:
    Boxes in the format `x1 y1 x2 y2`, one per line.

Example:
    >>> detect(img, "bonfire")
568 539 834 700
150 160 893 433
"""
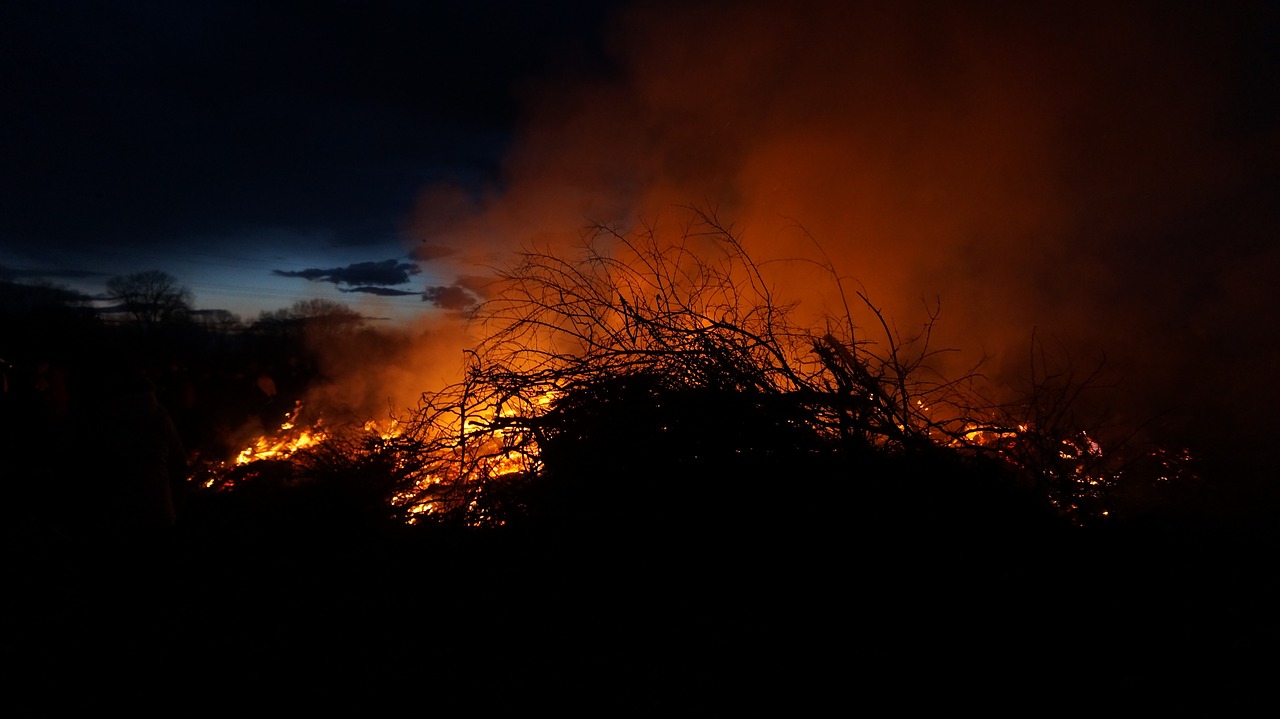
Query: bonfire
187 208 1198 533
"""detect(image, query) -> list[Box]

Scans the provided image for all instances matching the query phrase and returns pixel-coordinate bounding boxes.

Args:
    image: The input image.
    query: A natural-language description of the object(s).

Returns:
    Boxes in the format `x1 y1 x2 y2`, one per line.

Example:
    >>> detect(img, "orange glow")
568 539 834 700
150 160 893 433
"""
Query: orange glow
234 405 328 465
201 389 559 525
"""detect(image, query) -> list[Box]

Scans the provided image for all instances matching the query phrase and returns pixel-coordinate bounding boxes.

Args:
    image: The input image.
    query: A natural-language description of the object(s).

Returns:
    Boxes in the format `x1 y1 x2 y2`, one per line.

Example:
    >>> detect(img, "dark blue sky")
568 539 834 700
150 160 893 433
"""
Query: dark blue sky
1 0 622 321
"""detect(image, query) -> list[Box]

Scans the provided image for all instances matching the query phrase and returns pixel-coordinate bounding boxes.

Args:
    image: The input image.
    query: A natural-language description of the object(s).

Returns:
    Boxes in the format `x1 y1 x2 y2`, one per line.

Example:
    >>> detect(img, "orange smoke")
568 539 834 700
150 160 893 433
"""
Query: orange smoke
401 0 1274 453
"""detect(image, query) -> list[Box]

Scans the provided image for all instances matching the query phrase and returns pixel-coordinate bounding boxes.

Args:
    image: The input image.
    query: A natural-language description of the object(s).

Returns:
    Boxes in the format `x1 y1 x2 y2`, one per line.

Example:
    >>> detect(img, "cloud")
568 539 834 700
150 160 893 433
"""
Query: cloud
0 279 94 309
0 266 106 281
417 244 458 261
339 286 421 297
422 284 480 310
273 259 422 286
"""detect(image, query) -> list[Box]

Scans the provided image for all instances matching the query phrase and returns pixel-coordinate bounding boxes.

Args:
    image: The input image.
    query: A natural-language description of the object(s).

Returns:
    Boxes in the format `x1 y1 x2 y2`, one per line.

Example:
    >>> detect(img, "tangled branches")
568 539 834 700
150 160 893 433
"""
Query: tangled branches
392 207 1019 526
183 207 1206 542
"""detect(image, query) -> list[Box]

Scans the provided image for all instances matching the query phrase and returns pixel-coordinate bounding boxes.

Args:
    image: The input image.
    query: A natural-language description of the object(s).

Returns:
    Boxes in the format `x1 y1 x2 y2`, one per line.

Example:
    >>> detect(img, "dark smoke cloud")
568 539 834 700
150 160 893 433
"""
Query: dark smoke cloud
409 0 1279 456
417 244 459 261
273 259 422 287
0 266 105 281
339 286 421 297
423 284 480 310
0 280 92 309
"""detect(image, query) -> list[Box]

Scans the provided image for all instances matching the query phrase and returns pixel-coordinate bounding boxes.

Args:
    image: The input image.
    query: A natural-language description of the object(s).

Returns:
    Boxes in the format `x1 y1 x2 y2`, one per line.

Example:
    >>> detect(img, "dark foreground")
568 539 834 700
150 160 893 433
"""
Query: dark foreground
5 501 1278 716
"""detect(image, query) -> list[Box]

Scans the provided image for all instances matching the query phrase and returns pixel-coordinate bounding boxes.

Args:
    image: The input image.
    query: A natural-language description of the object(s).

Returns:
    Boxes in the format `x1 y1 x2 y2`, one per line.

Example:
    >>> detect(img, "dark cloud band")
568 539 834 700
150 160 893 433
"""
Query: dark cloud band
274 259 422 287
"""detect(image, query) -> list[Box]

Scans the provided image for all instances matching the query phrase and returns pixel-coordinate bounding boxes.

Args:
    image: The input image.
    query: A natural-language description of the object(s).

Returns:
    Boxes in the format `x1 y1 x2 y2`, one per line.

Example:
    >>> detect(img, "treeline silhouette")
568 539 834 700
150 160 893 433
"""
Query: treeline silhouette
2 212 1275 710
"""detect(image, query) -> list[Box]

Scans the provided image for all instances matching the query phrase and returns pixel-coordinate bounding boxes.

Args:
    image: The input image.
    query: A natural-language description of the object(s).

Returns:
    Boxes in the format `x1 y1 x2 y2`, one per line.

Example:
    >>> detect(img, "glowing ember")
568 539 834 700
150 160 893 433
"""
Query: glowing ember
192 386 556 526
235 404 328 465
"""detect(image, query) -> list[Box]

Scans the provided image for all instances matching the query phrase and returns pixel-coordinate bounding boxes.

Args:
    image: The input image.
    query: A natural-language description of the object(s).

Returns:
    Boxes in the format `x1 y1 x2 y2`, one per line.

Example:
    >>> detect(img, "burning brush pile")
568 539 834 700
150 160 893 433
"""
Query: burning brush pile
187 209 1198 542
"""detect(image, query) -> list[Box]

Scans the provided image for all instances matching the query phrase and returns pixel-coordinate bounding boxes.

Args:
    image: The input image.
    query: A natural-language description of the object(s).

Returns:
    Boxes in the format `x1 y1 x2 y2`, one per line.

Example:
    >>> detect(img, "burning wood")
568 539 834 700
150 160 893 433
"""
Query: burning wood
233 403 328 466
185 208 1199 533
191 383 552 527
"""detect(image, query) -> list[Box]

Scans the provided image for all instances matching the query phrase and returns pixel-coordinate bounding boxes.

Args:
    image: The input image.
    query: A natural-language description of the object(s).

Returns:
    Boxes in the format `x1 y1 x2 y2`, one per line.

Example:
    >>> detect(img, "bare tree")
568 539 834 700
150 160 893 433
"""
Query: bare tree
200 206 1187 533
254 298 364 340
190 309 243 332
392 206 998 525
105 270 194 328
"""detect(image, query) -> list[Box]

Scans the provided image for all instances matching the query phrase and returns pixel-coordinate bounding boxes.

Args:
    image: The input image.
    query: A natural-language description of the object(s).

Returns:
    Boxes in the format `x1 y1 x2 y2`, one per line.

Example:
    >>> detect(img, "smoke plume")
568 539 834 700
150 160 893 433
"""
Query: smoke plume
404 0 1276 456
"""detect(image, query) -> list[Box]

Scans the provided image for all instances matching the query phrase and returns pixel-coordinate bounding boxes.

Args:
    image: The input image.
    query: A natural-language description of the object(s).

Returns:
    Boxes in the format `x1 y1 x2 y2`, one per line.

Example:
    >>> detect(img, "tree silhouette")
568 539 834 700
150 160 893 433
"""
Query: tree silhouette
105 270 194 329
389 206 1065 537
254 298 364 341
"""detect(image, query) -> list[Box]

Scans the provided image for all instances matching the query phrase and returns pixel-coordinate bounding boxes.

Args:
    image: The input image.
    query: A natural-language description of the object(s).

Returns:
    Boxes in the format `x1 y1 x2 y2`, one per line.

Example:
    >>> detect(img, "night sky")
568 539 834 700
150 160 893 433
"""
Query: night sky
4 0 1279 464
1 0 621 321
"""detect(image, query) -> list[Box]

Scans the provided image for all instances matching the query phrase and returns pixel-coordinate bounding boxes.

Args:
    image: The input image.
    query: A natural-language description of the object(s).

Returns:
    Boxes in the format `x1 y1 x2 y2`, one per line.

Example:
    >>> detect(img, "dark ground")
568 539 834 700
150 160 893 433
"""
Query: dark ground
2 314 1276 713
4 484 1277 715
